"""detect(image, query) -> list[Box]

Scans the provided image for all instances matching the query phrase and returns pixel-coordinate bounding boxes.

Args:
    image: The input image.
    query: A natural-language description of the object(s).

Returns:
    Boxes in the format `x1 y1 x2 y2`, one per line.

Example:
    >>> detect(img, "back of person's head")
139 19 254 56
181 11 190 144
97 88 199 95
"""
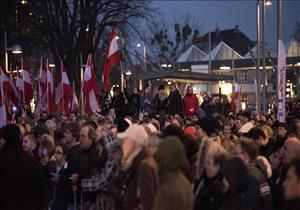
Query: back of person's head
155 136 189 176
162 124 184 141
0 124 22 150
222 157 248 194
207 141 228 167
65 122 81 140
237 138 258 161
247 127 266 141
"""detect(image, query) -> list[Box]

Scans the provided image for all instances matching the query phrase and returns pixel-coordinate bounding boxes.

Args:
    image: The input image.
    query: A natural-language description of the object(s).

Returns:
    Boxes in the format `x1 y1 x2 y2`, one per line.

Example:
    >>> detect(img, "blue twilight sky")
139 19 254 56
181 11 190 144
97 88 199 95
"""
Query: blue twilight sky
151 0 300 50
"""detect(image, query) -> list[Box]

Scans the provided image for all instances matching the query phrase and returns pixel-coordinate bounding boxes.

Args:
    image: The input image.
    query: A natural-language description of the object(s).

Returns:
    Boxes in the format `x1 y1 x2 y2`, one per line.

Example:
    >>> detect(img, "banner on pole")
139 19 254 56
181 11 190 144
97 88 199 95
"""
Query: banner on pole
277 39 286 123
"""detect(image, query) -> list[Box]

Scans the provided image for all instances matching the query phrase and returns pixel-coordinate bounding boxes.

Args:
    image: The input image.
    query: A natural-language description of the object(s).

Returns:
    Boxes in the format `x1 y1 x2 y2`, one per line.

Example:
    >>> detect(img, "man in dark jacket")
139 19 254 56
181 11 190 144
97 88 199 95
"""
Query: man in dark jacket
112 86 127 119
167 83 183 116
70 124 102 209
283 158 300 210
128 87 140 120
235 138 273 210
153 84 168 116
0 124 47 210
62 122 82 209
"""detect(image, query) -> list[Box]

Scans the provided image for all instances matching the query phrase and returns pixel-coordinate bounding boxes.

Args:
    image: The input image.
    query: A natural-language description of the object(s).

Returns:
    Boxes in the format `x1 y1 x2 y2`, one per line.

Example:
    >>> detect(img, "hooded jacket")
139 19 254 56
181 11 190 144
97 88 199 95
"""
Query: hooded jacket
152 136 193 210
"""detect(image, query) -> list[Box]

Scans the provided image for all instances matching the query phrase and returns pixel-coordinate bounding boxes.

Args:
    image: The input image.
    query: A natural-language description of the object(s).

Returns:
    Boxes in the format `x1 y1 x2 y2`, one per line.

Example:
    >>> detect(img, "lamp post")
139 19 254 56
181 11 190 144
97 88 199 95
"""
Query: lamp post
137 42 147 72
256 0 261 115
4 31 23 72
262 0 272 114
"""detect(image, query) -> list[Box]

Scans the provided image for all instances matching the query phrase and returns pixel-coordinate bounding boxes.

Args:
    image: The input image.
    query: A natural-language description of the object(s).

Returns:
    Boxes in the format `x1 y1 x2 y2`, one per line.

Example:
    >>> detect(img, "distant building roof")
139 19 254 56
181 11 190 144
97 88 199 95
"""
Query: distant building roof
203 41 243 61
286 38 300 57
198 25 255 56
244 44 274 59
176 45 207 63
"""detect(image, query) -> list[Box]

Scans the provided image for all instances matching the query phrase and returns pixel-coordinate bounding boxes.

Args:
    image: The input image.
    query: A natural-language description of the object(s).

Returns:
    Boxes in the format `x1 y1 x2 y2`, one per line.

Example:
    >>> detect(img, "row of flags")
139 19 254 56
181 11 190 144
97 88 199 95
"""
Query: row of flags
0 27 121 127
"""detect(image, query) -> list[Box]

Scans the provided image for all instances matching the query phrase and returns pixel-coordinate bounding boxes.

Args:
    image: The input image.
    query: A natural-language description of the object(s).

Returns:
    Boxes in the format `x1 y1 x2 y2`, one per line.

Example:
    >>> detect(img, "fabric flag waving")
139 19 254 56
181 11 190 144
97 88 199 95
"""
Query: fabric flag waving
277 39 286 123
20 58 33 104
83 54 100 115
71 85 79 112
0 69 7 128
0 66 20 104
103 27 120 91
38 58 47 107
55 61 73 114
46 59 54 113
231 84 242 114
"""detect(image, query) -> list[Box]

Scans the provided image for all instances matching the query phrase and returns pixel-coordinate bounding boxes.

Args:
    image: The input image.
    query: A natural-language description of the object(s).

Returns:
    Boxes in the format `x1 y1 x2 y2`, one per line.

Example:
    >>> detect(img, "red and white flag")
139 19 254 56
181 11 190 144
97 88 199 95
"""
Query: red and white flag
83 54 99 115
103 27 120 91
18 58 33 104
231 84 242 114
277 39 286 123
35 57 48 117
46 59 54 113
0 66 20 104
38 58 47 103
71 87 79 112
0 69 7 128
55 61 73 114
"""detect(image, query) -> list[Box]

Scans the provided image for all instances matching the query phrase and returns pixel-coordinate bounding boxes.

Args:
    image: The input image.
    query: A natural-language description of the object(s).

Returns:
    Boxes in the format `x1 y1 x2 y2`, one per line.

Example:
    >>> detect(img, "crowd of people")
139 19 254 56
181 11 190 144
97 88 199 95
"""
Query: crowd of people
0 83 300 210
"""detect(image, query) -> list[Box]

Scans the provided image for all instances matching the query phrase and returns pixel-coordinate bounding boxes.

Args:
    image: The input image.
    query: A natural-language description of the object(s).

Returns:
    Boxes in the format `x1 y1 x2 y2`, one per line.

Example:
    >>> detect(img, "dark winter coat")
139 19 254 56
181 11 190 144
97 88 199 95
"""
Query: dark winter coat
0 125 47 210
65 144 82 205
129 93 140 119
153 93 168 115
167 90 183 116
112 92 127 119
194 172 224 210
220 157 248 210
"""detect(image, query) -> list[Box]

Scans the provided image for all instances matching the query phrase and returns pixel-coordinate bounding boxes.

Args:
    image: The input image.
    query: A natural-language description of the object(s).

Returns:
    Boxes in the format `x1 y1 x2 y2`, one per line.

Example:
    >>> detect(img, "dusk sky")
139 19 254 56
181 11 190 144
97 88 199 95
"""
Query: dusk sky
152 0 300 51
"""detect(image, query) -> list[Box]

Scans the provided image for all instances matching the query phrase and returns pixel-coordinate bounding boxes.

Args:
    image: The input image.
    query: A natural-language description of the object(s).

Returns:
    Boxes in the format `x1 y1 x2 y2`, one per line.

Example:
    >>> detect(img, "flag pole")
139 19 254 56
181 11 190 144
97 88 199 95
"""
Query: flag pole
21 58 25 104
61 60 64 114
80 53 84 116
46 59 49 114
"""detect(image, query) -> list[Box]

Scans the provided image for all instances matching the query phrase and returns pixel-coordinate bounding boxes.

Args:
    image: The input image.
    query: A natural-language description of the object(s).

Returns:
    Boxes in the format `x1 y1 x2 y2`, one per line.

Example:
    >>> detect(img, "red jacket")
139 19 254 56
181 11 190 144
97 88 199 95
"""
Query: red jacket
183 94 199 117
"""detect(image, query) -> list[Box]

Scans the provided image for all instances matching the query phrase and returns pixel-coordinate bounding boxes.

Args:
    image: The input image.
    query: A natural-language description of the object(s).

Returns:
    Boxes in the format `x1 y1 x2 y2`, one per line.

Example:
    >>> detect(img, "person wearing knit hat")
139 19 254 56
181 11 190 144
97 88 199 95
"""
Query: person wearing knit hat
117 123 158 210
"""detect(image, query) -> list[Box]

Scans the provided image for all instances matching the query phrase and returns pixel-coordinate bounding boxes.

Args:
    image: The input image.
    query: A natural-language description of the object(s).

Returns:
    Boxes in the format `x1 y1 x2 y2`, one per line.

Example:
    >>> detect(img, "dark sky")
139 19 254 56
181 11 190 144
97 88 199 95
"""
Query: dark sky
152 0 300 51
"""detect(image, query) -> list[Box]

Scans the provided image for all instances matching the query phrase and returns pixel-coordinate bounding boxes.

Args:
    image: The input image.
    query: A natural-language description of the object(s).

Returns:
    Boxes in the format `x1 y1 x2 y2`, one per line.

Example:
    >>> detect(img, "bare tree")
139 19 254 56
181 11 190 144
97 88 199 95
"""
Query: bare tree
17 0 154 90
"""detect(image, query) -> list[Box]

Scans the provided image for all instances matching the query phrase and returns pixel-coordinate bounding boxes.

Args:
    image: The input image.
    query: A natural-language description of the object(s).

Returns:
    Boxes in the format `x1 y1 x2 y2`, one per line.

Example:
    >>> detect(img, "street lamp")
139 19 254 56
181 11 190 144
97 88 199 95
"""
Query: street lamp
265 0 272 6
262 0 272 113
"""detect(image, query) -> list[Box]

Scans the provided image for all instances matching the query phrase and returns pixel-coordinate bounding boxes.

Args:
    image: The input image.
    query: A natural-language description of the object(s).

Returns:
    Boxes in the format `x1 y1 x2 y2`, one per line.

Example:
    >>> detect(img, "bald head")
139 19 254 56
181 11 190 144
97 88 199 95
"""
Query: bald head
282 137 300 165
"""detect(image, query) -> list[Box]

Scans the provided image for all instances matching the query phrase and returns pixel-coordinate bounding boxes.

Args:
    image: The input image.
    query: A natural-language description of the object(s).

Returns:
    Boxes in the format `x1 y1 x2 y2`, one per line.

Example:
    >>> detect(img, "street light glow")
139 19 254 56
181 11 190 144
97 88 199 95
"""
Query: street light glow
115 36 120 40
137 43 141 47
296 62 300 66
265 0 272 6
49 64 55 67
161 64 168 68
220 66 230 70
125 71 132 76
